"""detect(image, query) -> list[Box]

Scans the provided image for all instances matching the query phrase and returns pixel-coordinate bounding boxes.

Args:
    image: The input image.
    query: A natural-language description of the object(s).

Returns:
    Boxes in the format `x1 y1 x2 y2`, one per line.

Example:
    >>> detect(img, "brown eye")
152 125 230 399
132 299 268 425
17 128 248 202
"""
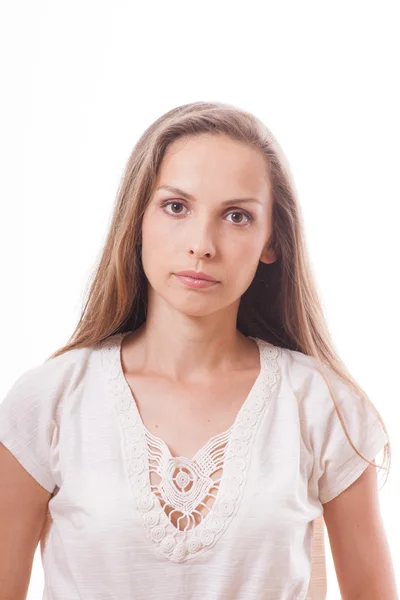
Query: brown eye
162 201 187 215
226 211 253 225
230 212 245 223
171 202 184 214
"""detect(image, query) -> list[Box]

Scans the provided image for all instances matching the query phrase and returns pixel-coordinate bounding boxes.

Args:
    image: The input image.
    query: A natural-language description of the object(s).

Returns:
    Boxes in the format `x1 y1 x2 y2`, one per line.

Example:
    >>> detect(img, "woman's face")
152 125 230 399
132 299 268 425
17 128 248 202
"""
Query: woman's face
141 133 276 318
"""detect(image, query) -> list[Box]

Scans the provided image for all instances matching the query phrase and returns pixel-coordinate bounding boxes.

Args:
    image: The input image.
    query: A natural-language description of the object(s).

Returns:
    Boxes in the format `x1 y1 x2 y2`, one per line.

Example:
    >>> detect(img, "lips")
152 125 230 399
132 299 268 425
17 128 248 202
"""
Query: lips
175 274 218 288
175 271 218 282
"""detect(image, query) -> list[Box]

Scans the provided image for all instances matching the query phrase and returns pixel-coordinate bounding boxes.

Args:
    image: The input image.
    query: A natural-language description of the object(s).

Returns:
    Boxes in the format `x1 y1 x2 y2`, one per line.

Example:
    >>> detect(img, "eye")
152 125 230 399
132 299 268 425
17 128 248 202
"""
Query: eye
225 211 253 225
161 200 254 226
162 200 187 216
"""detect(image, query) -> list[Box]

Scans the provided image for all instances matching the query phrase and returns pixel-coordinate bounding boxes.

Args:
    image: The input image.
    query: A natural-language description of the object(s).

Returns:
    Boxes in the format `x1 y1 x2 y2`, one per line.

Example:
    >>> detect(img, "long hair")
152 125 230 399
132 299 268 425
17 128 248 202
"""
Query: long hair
47 100 391 485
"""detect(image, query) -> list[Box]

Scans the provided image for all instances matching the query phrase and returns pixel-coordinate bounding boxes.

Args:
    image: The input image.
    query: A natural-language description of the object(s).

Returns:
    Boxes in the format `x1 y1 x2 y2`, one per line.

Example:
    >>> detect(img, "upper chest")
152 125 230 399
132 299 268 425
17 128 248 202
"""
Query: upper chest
122 366 261 460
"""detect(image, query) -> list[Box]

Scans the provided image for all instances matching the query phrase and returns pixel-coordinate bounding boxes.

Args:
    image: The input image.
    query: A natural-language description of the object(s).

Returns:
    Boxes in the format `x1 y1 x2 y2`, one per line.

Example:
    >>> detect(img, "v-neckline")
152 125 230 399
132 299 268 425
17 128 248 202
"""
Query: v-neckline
100 331 281 563
115 330 265 462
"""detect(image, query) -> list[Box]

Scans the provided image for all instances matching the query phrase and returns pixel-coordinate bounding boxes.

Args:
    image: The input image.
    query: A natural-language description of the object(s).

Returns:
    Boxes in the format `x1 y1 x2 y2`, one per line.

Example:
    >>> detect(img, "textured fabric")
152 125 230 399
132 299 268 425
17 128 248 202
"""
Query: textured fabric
0 331 388 599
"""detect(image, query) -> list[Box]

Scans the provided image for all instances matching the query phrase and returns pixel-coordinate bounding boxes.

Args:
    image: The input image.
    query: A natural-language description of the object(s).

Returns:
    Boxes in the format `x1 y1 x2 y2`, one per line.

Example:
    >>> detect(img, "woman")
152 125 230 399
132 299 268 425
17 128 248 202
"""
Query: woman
0 101 397 599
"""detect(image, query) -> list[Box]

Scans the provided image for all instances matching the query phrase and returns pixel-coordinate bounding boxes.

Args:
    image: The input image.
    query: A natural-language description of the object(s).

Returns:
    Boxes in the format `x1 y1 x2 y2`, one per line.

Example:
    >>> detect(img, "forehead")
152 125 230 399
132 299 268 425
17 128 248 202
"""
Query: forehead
157 134 270 200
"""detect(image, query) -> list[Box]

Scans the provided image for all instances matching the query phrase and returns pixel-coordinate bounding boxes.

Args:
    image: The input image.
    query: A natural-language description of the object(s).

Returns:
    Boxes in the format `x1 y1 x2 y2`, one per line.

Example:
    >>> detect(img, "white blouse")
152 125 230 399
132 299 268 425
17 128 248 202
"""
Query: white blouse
0 331 388 599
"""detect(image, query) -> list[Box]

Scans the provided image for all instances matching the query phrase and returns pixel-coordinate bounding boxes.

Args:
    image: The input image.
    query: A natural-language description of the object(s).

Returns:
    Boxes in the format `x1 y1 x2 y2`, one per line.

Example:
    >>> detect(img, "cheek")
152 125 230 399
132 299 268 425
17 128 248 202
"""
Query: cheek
226 239 259 269
224 243 261 290
142 208 162 241
141 213 175 279
142 209 180 250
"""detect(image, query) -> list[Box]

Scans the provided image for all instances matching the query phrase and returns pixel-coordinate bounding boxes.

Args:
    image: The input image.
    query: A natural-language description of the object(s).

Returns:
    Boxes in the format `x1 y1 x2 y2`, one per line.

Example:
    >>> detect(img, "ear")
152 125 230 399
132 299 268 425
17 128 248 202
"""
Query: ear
259 246 278 265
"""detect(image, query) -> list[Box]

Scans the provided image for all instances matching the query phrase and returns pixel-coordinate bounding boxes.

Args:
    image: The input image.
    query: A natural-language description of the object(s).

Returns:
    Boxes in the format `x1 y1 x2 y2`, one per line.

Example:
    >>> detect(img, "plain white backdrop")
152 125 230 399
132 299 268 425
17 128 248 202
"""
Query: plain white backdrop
0 1 399 598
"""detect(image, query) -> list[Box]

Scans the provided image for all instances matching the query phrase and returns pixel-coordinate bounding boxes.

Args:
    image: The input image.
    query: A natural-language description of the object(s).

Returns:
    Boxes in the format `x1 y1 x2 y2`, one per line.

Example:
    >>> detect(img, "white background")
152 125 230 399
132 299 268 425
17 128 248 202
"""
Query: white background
0 1 399 598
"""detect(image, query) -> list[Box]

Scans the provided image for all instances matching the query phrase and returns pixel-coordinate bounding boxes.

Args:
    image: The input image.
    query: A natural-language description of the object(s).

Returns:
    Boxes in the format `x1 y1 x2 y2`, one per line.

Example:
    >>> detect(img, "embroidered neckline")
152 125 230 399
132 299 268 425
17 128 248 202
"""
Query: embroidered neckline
100 331 281 563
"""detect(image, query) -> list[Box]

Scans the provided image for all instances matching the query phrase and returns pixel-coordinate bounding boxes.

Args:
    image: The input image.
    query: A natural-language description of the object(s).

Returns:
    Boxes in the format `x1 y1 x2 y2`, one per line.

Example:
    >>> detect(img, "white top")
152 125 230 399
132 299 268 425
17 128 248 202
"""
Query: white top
0 331 388 600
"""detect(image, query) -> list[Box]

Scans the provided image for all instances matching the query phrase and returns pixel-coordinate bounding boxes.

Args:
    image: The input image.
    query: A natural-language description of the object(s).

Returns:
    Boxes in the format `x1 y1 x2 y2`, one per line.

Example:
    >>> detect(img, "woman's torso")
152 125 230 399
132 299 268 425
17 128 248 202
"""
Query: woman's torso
39 331 325 599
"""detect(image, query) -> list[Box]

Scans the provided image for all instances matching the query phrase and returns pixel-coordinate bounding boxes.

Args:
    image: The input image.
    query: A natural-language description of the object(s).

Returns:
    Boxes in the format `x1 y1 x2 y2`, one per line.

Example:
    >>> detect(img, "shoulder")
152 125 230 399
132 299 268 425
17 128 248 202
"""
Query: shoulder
280 345 325 382
278 346 387 450
0 344 96 495
278 345 350 404
265 344 363 432
22 343 93 387
255 341 327 399
1 343 96 416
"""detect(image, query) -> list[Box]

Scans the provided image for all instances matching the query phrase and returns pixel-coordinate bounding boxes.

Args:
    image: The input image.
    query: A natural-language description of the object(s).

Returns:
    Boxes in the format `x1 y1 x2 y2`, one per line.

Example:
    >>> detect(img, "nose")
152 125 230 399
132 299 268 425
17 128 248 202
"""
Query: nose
189 247 212 258
188 223 216 259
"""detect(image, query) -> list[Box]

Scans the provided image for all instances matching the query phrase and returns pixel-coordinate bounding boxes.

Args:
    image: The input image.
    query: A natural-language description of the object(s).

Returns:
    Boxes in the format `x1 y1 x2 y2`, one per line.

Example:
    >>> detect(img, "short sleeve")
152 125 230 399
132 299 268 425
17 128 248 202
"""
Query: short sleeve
285 349 389 505
316 385 388 504
0 364 62 494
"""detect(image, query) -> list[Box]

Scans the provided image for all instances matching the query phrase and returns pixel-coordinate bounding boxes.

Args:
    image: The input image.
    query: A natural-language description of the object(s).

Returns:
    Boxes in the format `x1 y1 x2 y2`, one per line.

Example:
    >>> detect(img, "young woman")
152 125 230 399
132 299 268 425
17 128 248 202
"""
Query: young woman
0 101 397 600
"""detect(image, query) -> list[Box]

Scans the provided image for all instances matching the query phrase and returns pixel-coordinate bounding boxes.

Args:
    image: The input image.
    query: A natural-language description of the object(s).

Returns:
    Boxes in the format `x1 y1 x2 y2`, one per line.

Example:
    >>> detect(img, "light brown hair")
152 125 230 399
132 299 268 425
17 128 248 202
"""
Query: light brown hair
47 100 391 486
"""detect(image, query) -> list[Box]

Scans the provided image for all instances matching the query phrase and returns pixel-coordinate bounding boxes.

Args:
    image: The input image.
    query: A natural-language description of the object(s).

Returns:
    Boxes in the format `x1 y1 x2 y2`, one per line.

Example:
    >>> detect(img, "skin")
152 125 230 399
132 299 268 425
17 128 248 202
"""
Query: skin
125 133 277 381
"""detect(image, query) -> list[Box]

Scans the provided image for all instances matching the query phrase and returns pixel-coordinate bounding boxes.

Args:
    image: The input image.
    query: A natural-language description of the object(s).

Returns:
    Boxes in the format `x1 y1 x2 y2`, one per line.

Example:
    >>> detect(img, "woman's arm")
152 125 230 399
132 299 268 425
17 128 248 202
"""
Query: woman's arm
0 442 51 600
322 461 398 599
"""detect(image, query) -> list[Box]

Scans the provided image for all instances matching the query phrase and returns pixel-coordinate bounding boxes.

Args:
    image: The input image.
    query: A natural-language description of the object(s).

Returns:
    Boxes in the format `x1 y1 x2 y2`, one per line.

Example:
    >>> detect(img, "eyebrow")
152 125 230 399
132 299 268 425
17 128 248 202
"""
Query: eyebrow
155 185 264 207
